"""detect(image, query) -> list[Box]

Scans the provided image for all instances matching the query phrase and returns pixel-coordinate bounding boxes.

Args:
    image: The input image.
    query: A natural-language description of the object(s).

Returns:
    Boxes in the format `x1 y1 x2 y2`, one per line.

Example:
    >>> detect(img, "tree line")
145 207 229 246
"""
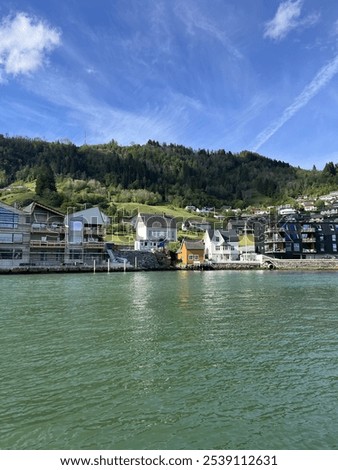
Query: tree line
0 134 337 209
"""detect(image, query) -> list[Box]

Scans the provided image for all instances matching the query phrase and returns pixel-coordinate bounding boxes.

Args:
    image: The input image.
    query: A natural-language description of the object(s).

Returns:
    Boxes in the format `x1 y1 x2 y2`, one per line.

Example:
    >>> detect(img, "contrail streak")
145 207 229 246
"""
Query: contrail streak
253 54 338 151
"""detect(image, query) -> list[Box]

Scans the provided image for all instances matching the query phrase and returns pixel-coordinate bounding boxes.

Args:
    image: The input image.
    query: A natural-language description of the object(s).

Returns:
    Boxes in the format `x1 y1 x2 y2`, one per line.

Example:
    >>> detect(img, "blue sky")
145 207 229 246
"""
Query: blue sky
1 1 338 169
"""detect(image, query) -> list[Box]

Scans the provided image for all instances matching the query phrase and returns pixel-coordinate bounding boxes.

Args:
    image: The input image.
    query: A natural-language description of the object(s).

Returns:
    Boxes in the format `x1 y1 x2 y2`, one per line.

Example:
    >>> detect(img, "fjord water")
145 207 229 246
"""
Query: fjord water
1 270 338 450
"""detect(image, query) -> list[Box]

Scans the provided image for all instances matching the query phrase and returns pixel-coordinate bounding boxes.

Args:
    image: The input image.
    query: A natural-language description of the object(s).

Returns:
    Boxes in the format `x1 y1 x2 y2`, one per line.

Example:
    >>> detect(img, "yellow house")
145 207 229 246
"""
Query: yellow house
177 240 205 265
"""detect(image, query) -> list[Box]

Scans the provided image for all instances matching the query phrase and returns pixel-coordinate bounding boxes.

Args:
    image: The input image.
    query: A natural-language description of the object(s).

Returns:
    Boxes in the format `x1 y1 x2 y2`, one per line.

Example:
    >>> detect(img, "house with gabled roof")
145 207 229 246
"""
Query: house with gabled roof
64 206 110 264
23 201 66 266
177 240 205 266
134 213 177 251
204 228 239 262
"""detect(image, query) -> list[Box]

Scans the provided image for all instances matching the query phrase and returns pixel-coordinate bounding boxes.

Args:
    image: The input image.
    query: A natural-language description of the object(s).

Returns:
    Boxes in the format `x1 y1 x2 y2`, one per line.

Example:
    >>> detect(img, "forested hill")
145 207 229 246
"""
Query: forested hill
0 134 337 208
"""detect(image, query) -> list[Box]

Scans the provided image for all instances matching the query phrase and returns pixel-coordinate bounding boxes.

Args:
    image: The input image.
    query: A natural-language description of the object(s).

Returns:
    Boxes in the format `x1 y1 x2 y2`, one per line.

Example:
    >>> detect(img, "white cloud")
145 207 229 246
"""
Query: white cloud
175 3 243 60
252 54 338 151
0 12 61 81
264 0 318 41
23 72 200 146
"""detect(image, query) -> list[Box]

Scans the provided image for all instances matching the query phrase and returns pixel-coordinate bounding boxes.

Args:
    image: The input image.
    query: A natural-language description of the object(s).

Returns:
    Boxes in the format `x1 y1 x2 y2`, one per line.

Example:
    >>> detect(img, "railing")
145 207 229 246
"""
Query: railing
31 225 65 233
83 242 105 249
30 240 66 247
265 237 285 243
84 227 105 236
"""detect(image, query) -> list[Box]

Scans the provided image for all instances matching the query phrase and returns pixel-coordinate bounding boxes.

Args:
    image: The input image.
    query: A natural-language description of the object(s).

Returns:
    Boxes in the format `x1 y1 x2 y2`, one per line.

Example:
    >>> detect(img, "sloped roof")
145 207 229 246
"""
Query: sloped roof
219 229 239 243
23 201 64 217
184 240 205 250
137 213 177 229
66 206 110 225
0 201 24 215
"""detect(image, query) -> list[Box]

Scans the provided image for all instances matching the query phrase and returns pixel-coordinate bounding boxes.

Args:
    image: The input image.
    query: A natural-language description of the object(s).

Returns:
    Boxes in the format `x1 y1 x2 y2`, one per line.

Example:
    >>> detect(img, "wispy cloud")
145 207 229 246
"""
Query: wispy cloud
175 3 243 60
23 72 200 145
252 54 338 151
264 0 319 41
0 12 61 82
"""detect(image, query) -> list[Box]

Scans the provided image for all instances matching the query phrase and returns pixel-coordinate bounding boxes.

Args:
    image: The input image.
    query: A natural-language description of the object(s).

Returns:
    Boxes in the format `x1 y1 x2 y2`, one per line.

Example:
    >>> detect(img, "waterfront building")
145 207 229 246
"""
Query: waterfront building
264 218 338 259
177 240 205 266
64 207 110 264
23 202 66 266
204 229 239 262
0 201 30 267
134 213 177 251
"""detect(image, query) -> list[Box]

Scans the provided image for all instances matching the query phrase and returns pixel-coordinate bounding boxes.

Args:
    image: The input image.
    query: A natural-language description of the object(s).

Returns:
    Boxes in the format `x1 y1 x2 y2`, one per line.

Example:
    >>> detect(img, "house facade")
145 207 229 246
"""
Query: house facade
65 207 110 264
264 219 338 258
23 202 66 266
134 213 177 251
204 229 239 262
177 240 205 265
0 201 30 267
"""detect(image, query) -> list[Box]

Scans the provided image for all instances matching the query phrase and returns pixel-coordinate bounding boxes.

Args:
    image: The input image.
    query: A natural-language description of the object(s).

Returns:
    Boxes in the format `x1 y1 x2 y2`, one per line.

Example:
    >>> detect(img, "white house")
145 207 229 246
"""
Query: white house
134 213 177 251
204 229 239 262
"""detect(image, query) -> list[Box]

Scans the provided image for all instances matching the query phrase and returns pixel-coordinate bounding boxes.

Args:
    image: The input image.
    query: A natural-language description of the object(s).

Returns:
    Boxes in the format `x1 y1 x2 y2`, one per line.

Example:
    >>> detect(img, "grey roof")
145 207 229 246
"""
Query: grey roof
137 213 177 229
23 201 64 217
66 206 110 225
219 229 239 243
184 240 205 250
0 200 24 215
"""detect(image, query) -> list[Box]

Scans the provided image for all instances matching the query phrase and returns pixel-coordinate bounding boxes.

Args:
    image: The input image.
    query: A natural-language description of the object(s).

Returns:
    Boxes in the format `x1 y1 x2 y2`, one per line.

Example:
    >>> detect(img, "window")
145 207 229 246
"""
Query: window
216 246 220 251
330 224 334 231
0 248 14 259
215 237 219 242
188 254 194 260
294 243 300 252
333 244 337 252
333 235 336 242
0 233 14 243
13 233 23 243
0 207 19 228
193 255 200 260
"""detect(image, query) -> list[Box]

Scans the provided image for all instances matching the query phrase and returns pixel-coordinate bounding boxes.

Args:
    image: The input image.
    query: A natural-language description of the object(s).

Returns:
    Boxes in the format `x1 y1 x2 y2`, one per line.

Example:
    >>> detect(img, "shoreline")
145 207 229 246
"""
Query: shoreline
1 259 338 274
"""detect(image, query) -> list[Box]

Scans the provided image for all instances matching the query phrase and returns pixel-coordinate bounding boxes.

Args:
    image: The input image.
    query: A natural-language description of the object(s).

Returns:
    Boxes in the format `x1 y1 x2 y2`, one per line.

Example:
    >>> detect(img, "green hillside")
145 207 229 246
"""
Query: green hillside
0 134 338 211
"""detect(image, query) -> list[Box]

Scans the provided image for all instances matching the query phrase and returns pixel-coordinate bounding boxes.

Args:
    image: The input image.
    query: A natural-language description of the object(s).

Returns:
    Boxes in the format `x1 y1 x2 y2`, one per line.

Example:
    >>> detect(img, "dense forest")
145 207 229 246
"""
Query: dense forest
0 134 338 211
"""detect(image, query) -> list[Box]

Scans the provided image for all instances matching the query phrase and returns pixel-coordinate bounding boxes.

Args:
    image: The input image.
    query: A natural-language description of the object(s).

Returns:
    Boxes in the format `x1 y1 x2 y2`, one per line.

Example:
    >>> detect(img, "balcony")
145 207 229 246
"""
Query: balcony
265 237 285 243
30 240 66 248
83 241 105 249
301 237 316 243
265 248 286 253
31 224 65 233
84 227 105 236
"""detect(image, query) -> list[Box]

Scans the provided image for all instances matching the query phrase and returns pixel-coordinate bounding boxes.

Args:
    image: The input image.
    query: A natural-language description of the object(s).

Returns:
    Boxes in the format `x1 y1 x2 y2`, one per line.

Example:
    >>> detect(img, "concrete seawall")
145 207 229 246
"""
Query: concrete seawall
2 255 338 274
263 258 338 270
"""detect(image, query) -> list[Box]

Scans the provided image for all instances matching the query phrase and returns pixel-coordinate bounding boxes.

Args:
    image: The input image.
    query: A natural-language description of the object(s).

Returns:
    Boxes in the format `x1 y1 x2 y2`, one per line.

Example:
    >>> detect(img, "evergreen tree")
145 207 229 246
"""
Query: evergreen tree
35 163 57 196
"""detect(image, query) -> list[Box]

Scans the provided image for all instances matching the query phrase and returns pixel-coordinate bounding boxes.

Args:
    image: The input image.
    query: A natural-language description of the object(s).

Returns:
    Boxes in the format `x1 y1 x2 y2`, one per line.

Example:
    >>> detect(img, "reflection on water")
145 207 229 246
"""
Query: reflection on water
1 271 338 450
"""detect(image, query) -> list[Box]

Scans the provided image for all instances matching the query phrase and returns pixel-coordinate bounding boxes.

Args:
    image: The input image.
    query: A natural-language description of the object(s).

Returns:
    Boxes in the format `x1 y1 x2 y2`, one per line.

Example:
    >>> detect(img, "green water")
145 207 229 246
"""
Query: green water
1 270 338 450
